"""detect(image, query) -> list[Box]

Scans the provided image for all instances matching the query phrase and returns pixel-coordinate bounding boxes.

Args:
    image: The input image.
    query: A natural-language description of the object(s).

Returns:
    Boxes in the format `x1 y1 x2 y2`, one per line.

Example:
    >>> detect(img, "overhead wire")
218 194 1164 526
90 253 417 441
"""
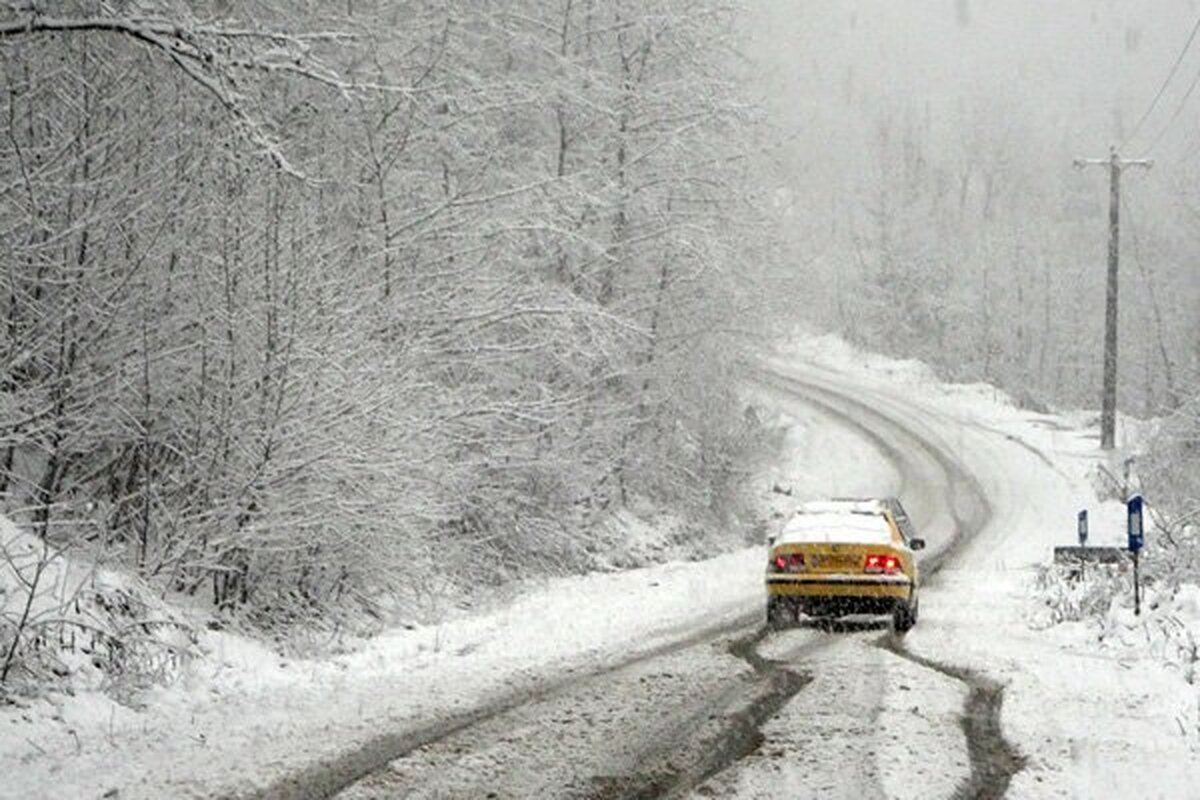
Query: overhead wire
1119 195 1177 410
1137 59 1200 157
1121 11 1200 152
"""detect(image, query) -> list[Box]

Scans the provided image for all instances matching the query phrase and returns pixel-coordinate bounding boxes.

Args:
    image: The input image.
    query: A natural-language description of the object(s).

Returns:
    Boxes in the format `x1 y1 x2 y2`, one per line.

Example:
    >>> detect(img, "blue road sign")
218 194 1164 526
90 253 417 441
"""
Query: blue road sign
1127 495 1144 553
1077 509 1089 546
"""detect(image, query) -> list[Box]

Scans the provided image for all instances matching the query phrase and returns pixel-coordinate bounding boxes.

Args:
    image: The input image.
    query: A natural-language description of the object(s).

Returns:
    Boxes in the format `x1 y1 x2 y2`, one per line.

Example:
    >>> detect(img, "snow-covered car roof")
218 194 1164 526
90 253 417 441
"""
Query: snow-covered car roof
796 498 889 516
776 512 895 546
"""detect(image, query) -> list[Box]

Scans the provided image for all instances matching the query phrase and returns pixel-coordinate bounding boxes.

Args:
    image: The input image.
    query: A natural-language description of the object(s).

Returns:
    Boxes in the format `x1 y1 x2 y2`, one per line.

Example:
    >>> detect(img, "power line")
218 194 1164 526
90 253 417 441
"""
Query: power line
1121 11 1200 151
1121 195 1178 410
1138 59 1200 157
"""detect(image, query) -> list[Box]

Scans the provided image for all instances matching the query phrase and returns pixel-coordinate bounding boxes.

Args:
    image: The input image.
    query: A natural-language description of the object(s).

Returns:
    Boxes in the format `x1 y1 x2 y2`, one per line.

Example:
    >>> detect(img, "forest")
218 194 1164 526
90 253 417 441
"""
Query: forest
4 6 1199 798
0 0 778 653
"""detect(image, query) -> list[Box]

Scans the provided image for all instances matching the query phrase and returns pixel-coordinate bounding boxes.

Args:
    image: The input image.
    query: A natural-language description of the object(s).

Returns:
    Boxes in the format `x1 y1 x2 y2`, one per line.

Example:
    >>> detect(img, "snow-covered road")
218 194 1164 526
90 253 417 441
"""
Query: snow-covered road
327 364 1010 799
6 342 1197 799
763 349 1199 800
328 354 1198 800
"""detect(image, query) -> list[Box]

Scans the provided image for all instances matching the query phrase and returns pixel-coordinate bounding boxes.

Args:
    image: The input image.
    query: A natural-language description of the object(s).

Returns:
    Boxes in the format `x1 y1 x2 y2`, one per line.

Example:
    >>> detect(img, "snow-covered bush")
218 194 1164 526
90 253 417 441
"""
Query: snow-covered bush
1086 460 1134 504
1032 560 1200 686
1032 561 1132 625
1144 390 1200 516
1 517 195 698
1097 584 1200 686
1142 389 1200 591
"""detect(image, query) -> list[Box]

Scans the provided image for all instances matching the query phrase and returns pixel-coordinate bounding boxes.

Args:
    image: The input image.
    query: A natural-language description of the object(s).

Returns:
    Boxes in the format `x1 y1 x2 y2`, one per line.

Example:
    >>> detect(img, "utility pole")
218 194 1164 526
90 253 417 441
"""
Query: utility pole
1073 147 1152 450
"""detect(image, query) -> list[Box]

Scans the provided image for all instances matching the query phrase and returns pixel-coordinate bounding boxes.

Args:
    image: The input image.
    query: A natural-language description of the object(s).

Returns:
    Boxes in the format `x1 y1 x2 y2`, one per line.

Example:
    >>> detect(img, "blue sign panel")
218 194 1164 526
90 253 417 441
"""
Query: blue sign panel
1077 509 1089 546
1127 495 1144 553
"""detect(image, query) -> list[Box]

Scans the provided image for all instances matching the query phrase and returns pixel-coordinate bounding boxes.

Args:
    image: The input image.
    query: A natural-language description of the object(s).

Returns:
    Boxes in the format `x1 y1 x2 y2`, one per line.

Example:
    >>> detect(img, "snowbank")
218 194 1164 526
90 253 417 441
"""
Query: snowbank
0 534 769 799
0 518 195 700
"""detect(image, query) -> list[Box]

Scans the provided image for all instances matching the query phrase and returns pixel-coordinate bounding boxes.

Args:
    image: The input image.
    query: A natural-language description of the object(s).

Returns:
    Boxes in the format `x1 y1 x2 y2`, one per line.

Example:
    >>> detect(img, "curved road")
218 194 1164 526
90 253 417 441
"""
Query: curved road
273 367 1018 800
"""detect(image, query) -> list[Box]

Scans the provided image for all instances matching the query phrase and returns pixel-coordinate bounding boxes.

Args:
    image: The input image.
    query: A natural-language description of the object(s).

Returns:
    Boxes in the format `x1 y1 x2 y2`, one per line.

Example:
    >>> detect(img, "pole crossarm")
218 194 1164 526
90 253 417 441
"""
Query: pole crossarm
1074 159 1154 168
1073 154 1154 170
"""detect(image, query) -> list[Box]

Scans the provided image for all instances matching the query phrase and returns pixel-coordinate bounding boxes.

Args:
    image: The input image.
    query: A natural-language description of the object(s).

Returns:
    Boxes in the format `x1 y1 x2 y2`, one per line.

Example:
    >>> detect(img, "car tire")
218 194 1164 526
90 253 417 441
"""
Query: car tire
893 597 918 633
767 597 791 629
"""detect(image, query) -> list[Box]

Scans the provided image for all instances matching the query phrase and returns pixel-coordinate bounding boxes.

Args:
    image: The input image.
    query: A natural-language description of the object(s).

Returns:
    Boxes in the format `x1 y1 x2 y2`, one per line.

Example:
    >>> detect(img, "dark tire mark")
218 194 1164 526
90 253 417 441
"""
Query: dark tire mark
879 637 1026 800
585 627 813 800
244 612 760 800
761 367 1027 798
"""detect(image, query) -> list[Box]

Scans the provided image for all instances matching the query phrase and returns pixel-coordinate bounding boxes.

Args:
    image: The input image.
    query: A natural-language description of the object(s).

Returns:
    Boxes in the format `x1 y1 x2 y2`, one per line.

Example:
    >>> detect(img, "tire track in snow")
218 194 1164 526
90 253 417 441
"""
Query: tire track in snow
759 366 1026 798
247 612 761 800
878 637 1026 800
585 627 816 800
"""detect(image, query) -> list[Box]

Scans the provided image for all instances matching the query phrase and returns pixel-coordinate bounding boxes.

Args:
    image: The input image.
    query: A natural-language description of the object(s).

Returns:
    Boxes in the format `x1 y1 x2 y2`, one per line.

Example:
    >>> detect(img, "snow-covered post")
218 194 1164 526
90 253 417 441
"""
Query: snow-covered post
1072 149 1152 450
1128 494 1145 615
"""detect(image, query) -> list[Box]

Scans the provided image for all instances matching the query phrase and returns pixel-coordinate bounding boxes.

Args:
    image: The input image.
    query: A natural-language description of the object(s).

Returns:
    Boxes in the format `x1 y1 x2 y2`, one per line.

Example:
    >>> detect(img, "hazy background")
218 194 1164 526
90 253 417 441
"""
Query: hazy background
746 1 1200 415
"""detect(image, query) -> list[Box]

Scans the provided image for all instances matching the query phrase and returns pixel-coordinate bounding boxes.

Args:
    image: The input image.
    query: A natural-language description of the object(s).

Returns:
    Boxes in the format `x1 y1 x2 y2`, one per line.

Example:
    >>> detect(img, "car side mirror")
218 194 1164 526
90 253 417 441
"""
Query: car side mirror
909 538 926 551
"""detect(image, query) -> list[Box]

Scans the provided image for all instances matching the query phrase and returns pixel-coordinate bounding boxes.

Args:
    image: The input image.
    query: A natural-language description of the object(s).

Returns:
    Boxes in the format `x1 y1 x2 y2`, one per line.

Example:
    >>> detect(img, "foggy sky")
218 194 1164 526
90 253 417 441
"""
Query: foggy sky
747 1 1200 201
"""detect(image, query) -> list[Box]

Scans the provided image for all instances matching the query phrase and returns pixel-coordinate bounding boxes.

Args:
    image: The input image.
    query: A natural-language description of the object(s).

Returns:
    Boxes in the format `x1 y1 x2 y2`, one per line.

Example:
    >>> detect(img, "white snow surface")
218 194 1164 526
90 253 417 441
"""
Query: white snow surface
1 332 1197 799
688 634 970 800
774 333 1200 799
776 511 894 545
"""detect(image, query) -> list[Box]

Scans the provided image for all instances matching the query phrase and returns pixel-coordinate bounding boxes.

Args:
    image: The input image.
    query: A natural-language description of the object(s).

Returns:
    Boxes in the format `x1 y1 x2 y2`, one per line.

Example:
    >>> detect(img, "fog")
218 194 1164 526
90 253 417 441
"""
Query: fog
746 1 1200 414
750 1 1200 177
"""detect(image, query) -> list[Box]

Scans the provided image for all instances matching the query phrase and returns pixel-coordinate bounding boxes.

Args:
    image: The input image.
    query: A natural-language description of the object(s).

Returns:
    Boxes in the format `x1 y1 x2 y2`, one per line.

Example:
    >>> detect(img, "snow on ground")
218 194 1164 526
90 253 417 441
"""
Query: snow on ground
0 516 196 704
5 547 764 800
688 632 969 800
772 333 1200 798
3 332 1196 799
0 391 894 800
749 386 903 516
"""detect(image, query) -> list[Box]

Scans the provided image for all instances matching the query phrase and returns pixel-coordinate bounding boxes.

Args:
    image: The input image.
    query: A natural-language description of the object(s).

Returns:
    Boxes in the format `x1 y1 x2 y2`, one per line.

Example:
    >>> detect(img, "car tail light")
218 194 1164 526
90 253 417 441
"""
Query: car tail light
864 553 901 574
770 553 805 573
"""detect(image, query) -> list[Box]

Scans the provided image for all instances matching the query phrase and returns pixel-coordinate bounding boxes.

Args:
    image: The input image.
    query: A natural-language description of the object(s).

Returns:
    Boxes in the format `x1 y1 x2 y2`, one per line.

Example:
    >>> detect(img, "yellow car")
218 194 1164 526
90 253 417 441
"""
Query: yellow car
765 498 925 631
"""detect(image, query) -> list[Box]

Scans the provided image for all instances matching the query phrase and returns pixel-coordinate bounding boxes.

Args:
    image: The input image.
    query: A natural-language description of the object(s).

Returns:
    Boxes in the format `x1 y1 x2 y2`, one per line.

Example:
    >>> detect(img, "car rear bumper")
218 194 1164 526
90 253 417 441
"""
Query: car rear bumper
765 574 912 600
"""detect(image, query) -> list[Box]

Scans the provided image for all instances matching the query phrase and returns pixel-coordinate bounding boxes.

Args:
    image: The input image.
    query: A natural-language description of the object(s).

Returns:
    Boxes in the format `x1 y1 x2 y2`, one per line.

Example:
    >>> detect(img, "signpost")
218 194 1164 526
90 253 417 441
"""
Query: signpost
1055 504 1146 604
1127 494 1144 616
